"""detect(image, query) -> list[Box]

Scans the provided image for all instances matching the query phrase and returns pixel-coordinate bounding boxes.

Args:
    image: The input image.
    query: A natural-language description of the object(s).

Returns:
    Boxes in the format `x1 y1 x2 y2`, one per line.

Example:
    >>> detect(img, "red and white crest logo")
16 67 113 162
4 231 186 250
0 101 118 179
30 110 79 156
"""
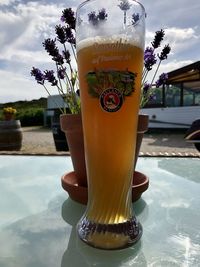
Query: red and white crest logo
100 88 123 112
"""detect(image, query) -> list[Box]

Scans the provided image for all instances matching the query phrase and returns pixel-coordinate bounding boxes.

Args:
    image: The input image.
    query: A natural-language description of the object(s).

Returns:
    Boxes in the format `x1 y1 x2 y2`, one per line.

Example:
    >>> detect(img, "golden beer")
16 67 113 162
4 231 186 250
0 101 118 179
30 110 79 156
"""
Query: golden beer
76 0 145 249
77 40 143 248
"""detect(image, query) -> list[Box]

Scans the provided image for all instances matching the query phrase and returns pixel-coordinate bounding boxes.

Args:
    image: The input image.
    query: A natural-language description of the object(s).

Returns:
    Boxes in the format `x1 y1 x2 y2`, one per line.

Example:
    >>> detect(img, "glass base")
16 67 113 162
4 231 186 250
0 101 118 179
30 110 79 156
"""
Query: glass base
77 216 142 250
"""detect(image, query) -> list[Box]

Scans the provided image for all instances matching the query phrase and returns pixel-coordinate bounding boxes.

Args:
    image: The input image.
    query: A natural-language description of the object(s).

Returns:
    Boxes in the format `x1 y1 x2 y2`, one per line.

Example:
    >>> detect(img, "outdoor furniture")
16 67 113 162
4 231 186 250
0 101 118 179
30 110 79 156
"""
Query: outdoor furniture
0 155 199 266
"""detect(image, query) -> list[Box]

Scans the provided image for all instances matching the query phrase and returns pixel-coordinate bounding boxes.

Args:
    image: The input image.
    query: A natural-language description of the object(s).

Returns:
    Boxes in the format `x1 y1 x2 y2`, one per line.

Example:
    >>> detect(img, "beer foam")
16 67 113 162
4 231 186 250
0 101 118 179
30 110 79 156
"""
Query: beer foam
76 34 144 52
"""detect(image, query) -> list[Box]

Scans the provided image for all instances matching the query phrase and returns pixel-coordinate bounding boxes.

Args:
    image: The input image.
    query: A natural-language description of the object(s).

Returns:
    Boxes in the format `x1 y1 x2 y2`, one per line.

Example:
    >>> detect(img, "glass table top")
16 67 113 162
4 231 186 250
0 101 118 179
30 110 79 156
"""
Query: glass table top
0 155 199 267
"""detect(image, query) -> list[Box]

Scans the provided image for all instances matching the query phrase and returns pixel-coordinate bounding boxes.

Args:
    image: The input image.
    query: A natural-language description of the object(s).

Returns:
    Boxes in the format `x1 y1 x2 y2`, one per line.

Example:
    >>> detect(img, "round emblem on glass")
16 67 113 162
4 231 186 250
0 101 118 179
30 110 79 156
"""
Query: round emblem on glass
100 88 123 112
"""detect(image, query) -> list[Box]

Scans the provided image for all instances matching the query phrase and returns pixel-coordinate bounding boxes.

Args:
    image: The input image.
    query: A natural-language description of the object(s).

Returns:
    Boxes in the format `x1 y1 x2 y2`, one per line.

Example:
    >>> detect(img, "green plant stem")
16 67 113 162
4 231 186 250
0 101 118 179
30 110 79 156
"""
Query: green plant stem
65 71 73 92
124 11 126 25
62 67 79 113
55 83 68 114
43 84 64 114
64 43 73 75
56 84 64 96
56 63 64 92
150 59 161 86
71 44 77 62
142 68 149 85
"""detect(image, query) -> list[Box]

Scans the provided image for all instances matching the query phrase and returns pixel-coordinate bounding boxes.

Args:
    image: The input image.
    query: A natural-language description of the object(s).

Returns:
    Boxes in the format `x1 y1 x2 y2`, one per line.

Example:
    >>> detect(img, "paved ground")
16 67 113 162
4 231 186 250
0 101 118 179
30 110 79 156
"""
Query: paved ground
21 126 59 154
141 131 200 156
1 126 199 157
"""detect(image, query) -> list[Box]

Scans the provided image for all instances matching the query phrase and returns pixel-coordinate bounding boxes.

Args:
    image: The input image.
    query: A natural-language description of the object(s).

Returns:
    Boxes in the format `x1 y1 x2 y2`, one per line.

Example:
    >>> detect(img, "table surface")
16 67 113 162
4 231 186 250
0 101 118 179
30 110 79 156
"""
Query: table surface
0 155 200 267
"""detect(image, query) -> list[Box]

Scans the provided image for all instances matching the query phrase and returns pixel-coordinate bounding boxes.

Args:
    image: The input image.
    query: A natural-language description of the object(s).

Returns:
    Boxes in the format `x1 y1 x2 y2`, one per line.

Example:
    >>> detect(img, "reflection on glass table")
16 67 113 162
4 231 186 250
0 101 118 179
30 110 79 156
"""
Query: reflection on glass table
0 155 199 267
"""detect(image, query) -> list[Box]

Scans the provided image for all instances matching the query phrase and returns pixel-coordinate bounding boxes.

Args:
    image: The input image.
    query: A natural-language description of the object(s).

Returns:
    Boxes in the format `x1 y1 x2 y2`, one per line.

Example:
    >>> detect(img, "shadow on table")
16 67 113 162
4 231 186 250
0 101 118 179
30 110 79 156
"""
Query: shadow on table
61 198 148 267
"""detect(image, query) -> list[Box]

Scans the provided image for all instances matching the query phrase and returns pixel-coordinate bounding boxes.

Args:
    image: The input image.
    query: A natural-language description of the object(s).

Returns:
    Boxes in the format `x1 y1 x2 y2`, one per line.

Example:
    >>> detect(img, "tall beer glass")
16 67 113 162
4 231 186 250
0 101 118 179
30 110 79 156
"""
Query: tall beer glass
76 0 145 249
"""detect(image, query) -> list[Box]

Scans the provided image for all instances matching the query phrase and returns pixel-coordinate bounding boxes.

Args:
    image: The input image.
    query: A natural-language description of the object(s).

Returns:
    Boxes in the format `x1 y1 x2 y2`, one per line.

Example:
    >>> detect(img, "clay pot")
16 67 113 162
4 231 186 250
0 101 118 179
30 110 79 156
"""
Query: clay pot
61 170 149 205
134 114 149 167
60 113 149 204
60 114 87 187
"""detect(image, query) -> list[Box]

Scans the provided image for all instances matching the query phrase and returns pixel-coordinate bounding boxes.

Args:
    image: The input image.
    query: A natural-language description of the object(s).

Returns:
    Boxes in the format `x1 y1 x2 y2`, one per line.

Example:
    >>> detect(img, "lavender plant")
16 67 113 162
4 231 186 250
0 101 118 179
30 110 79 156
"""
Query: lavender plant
31 7 170 113
31 8 80 114
88 8 108 26
118 0 132 25
140 29 171 108
31 8 109 114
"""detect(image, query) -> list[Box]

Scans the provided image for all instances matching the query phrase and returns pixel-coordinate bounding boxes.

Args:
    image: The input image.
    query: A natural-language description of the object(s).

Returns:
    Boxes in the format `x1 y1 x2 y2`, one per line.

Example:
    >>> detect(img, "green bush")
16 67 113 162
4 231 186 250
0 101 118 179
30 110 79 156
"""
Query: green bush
0 98 47 126
16 108 44 126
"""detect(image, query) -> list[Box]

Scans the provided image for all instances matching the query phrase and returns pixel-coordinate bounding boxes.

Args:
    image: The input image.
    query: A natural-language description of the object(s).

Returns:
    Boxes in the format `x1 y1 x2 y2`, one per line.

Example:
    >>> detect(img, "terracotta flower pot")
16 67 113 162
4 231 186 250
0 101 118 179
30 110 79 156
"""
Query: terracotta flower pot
134 113 149 167
60 114 87 187
60 113 149 203
61 170 149 205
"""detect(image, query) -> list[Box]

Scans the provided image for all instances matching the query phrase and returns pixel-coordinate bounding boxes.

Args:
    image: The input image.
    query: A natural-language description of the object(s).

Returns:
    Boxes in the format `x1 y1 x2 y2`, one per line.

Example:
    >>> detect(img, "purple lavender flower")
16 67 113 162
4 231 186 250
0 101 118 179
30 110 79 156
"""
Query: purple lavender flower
144 47 157 71
155 73 168 87
143 83 151 95
132 13 140 25
42 38 64 65
54 53 64 65
88 9 108 26
151 29 165 49
55 25 67 44
61 16 65 23
43 38 59 58
65 27 75 45
88 11 98 25
61 8 76 29
158 44 171 61
43 38 58 55
118 0 132 11
98 8 108 21
30 7 81 114
63 50 71 64
118 0 131 25
44 70 58 86
31 67 45 85
57 68 66 79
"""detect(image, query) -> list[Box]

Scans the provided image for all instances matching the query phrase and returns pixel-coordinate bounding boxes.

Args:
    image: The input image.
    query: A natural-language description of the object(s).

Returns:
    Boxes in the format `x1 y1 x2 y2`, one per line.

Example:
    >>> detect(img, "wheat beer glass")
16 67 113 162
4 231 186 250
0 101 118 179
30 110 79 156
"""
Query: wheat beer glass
76 0 145 249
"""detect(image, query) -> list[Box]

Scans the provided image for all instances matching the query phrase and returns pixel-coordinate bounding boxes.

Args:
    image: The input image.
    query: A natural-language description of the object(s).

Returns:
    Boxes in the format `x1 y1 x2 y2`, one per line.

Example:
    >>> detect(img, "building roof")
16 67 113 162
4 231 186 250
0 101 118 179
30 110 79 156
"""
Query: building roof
167 61 200 84
166 61 200 93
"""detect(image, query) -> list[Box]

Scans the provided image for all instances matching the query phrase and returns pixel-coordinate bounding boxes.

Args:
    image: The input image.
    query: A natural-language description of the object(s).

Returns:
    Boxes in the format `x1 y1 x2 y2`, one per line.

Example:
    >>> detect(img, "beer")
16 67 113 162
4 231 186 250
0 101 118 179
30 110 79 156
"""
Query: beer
76 0 145 249
77 39 143 225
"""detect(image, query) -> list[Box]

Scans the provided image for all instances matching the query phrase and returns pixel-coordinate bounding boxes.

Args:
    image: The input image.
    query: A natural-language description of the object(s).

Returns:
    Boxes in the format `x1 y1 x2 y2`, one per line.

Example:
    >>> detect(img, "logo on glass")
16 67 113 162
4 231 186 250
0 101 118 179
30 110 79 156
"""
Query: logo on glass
86 70 137 112
100 88 123 112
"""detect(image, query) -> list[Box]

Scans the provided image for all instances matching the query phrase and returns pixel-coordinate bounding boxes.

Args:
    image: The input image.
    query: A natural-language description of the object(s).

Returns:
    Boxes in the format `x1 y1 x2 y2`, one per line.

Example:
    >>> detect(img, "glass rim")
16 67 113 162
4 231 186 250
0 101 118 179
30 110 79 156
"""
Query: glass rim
76 0 146 17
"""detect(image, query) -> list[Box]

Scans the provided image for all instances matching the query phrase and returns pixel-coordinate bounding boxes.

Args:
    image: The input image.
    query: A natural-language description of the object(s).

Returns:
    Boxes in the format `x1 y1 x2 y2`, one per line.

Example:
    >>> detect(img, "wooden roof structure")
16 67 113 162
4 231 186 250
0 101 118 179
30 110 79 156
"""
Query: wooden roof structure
166 61 200 93
167 61 200 84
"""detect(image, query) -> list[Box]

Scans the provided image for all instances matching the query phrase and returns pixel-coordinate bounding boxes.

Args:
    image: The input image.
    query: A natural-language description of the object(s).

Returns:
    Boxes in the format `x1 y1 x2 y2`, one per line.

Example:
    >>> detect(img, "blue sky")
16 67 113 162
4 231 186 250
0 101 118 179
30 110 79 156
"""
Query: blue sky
0 0 199 103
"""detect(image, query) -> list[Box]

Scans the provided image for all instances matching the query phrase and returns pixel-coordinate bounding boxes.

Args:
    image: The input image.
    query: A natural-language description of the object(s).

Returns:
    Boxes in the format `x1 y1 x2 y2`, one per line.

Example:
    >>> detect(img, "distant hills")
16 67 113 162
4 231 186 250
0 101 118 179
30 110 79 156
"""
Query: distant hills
0 97 47 109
